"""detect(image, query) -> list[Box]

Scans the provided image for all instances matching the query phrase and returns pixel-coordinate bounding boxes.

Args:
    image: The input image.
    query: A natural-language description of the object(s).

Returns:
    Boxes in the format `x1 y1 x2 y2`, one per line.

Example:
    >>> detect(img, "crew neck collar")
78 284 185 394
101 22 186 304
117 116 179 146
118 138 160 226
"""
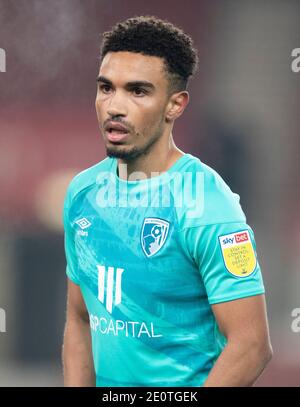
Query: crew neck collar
112 153 192 186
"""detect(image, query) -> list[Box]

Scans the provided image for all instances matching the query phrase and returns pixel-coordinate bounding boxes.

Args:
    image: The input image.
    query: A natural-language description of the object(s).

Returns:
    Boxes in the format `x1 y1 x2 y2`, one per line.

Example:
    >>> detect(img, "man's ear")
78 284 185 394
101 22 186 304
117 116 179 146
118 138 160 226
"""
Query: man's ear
165 91 189 123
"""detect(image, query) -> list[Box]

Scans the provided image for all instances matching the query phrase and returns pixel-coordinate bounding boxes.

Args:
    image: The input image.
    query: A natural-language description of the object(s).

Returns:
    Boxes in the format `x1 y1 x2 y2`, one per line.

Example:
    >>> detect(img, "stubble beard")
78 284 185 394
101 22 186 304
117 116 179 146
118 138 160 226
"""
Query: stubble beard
106 125 164 161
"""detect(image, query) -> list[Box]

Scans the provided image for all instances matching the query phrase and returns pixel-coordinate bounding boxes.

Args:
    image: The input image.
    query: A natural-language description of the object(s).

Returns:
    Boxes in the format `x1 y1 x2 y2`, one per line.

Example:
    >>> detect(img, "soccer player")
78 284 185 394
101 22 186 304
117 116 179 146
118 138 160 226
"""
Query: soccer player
62 16 272 387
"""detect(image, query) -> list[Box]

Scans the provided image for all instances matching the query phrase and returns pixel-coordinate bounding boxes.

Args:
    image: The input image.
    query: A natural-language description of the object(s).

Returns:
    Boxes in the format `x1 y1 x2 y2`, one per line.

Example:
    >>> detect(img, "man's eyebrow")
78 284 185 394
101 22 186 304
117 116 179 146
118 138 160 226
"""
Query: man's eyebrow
126 81 155 90
96 75 112 84
96 76 155 90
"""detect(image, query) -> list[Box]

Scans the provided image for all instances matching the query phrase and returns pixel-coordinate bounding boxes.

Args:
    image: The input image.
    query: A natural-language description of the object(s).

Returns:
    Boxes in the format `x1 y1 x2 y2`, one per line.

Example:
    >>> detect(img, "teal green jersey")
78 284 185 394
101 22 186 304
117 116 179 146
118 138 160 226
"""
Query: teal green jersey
63 153 265 387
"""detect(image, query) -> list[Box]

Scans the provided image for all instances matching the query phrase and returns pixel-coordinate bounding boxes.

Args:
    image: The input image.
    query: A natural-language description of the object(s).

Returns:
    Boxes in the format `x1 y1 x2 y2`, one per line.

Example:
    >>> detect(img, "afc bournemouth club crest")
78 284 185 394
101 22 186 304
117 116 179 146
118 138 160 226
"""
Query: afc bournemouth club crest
141 218 170 257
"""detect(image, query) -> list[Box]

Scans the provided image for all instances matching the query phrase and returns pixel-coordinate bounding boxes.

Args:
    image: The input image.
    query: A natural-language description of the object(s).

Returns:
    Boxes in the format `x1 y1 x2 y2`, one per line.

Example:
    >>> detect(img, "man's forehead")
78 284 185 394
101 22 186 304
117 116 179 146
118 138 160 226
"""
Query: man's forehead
99 51 166 82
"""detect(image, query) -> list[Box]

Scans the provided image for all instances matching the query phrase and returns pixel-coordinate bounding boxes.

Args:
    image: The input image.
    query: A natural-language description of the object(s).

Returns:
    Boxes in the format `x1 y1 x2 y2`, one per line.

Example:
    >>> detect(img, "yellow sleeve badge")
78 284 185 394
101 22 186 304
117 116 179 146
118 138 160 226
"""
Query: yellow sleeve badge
218 230 257 278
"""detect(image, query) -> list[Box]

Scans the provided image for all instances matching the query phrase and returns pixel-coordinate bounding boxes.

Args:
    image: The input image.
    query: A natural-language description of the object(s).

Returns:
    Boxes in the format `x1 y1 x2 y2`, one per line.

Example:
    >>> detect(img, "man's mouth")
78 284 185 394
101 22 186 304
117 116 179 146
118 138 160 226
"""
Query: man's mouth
105 122 130 143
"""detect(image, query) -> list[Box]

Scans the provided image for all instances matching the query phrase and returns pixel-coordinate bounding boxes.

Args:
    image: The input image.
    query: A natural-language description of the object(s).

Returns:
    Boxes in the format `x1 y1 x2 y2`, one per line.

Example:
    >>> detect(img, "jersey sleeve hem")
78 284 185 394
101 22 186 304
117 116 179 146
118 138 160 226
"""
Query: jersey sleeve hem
208 288 266 305
66 266 80 285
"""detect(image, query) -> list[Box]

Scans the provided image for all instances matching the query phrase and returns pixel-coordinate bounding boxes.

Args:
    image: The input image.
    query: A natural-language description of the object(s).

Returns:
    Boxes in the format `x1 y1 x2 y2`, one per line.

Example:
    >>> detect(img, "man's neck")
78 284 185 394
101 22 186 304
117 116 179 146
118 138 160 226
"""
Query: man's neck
117 140 184 181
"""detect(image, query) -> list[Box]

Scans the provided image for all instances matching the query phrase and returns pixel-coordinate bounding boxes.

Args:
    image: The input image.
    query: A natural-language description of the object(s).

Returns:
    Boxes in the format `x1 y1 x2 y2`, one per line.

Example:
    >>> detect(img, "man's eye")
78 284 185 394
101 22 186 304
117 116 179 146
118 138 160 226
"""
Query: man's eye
99 84 111 93
132 88 146 96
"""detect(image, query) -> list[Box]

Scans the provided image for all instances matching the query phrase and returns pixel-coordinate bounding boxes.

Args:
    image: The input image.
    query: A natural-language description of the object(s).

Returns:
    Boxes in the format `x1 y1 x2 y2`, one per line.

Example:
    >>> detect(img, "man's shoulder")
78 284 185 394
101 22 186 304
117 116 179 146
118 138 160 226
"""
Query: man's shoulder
64 156 114 206
178 154 246 229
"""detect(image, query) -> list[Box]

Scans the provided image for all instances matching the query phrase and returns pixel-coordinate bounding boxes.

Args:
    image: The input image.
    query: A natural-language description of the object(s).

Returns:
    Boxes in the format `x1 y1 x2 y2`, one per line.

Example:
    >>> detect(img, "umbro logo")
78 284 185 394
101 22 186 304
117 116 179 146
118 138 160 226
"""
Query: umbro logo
75 217 92 229
75 218 91 236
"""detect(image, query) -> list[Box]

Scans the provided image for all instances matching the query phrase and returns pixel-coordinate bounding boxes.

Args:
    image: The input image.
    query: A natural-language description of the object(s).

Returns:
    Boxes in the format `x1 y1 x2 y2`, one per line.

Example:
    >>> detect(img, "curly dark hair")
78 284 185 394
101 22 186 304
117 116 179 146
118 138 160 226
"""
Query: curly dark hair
100 15 199 93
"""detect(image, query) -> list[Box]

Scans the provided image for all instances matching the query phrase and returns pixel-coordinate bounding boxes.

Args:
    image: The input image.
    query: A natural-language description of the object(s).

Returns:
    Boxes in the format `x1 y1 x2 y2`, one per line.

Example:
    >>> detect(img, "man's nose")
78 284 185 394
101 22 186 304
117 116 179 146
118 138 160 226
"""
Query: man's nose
107 91 127 117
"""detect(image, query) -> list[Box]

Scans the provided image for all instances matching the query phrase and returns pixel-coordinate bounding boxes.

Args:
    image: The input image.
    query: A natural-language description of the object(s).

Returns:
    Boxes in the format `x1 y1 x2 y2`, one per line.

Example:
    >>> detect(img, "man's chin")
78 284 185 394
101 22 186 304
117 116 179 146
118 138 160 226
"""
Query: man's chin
106 145 140 160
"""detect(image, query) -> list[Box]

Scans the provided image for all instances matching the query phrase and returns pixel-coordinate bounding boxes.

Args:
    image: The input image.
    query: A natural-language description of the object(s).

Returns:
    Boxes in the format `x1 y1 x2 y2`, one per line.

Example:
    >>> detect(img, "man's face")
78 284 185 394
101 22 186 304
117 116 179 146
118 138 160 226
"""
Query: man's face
95 51 170 160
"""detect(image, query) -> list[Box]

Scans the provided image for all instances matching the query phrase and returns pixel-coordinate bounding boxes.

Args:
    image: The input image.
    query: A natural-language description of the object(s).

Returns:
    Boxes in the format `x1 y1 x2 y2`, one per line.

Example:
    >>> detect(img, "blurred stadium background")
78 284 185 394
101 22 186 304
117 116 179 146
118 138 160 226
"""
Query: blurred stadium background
0 0 299 386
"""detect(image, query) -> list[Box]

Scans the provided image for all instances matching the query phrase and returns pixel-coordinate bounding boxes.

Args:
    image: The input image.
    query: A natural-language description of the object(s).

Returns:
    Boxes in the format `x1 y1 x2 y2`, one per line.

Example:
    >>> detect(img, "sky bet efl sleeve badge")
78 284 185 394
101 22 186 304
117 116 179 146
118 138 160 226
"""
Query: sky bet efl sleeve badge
218 230 257 278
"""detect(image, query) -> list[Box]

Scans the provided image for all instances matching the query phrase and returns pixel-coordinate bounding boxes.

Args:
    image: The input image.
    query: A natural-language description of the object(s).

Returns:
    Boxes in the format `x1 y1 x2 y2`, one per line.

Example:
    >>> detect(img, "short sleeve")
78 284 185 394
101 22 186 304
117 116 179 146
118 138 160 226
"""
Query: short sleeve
182 222 265 304
63 191 80 285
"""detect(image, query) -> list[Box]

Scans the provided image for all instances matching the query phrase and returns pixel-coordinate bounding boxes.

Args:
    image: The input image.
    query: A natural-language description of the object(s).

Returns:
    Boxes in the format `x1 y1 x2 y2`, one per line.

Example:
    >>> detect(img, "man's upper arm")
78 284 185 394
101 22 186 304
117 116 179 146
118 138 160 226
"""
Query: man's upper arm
211 294 271 346
63 185 80 285
66 279 89 323
183 222 265 304
63 181 87 321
